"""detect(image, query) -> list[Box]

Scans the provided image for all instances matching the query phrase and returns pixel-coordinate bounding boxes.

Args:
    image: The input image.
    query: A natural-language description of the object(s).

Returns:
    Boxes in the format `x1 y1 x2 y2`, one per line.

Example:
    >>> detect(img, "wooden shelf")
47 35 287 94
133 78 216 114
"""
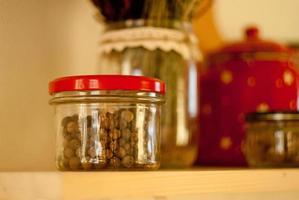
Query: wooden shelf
1 169 299 200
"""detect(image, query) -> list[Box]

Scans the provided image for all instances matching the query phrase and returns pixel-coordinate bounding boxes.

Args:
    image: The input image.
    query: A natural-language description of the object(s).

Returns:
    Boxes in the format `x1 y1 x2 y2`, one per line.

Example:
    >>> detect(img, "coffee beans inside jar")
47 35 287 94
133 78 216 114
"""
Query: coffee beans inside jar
57 106 159 170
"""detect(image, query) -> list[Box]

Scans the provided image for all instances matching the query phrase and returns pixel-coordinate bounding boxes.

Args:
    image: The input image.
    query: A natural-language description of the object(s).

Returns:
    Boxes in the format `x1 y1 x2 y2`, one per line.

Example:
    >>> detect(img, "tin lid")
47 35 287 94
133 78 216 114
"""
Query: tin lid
218 26 290 54
246 111 299 122
49 75 165 95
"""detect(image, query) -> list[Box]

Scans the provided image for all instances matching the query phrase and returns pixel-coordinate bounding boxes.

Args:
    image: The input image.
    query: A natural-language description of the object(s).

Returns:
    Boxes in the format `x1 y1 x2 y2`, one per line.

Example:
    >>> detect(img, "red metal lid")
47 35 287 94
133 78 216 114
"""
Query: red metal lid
49 75 165 95
219 26 290 54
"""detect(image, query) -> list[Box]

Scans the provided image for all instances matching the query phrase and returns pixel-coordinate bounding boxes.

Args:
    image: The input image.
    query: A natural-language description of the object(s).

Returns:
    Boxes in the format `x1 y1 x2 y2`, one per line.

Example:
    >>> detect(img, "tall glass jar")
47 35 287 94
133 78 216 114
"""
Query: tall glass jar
97 20 201 167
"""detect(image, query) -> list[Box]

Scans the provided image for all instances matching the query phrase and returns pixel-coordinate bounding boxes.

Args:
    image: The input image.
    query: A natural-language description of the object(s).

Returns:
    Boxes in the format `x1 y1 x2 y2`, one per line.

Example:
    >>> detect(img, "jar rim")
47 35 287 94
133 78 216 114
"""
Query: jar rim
246 111 299 122
104 19 192 31
49 75 165 95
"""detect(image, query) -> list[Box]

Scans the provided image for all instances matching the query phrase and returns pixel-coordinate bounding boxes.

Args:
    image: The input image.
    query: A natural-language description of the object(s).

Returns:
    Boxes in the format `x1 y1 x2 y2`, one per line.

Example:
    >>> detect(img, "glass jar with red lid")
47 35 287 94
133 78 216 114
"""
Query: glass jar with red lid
245 111 299 167
197 27 299 166
49 75 165 170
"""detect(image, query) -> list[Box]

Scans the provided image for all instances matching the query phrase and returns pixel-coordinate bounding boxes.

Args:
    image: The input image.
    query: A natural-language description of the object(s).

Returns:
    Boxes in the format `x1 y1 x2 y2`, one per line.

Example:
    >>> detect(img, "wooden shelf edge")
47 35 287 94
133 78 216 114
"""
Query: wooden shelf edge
1 169 299 200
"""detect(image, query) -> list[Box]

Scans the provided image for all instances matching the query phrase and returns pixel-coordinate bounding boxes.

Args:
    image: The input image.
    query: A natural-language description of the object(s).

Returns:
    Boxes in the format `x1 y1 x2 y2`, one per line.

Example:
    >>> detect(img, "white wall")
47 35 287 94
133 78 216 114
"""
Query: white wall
0 0 102 170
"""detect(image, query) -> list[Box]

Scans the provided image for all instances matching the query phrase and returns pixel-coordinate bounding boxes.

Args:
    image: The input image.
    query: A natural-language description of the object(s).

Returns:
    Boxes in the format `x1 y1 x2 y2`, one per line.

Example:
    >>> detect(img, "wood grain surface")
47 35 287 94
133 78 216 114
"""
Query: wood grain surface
1 169 299 200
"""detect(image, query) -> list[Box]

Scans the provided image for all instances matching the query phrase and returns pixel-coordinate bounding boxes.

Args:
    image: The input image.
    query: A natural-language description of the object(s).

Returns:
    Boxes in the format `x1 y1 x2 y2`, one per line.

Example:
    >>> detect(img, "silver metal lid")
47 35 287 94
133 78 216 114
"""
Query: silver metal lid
246 111 299 122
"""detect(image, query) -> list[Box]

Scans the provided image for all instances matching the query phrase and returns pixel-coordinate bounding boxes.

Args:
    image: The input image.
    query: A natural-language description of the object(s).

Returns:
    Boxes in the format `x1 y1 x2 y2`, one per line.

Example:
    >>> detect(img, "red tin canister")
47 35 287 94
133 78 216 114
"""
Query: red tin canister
197 27 299 166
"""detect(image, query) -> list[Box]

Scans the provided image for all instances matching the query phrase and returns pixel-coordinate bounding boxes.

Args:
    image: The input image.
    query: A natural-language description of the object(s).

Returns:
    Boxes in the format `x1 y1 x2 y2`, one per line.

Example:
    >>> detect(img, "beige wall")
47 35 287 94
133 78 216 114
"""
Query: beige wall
214 0 299 42
0 0 102 170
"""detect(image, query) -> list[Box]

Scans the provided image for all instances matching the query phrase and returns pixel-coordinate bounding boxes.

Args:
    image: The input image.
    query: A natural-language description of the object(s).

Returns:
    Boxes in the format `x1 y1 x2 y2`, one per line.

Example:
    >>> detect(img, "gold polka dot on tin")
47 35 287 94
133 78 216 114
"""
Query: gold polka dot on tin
275 79 283 88
289 100 297 109
202 103 212 115
283 70 294 86
220 70 233 84
219 137 232 150
256 102 269 112
247 76 256 87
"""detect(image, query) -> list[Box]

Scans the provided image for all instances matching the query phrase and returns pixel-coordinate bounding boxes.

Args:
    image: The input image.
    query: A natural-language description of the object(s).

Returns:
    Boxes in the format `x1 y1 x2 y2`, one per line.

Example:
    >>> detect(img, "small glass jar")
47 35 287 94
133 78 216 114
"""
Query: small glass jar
49 75 165 170
245 111 299 167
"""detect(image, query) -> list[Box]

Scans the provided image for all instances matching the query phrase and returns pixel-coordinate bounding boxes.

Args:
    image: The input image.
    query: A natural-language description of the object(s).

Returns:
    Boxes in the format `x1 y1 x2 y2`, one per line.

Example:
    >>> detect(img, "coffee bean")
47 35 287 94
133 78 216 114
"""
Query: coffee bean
106 149 113 159
82 161 93 170
109 157 121 168
61 116 73 127
118 147 126 158
110 140 118 151
63 139 69 148
110 129 121 140
122 156 134 168
66 121 78 134
121 129 131 140
64 148 74 158
130 131 138 143
119 138 126 147
69 157 81 170
69 139 80 149
120 120 127 129
88 147 97 158
121 110 134 122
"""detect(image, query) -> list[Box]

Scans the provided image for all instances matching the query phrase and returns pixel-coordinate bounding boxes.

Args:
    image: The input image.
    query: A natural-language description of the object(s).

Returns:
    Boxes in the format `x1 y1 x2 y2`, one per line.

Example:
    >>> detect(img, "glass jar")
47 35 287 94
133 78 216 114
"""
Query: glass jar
97 20 200 167
245 111 299 167
49 75 165 170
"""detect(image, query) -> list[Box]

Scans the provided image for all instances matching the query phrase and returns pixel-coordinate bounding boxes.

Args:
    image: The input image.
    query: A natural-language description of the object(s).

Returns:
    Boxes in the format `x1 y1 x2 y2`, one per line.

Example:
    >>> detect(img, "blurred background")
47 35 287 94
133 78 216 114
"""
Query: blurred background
0 0 298 170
